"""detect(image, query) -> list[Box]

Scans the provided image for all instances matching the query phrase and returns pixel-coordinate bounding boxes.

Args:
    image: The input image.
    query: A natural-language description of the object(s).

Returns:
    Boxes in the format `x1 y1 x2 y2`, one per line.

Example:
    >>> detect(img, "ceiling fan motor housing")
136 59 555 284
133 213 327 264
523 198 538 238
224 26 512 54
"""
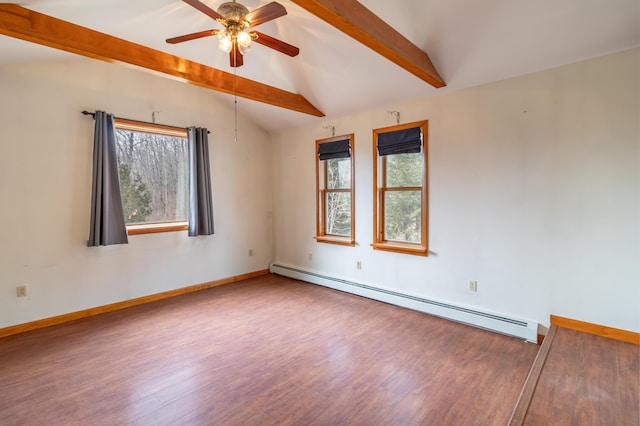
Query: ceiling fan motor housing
217 1 250 22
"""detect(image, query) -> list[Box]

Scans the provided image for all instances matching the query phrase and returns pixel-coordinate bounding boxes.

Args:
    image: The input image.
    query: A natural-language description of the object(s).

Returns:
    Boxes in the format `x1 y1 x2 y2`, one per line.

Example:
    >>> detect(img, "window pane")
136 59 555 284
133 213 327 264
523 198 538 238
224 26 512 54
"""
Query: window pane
325 192 351 236
326 158 351 189
115 130 188 225
386 153 422 187
384 190 421 243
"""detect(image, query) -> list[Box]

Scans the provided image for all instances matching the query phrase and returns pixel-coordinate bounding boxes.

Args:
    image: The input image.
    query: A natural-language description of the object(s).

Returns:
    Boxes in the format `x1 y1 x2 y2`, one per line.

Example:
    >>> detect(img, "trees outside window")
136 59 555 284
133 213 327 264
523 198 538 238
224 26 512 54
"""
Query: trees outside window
114 120 188 234
324 157 351 236
316 134 355 246
373 121 428 256
117 162 152 223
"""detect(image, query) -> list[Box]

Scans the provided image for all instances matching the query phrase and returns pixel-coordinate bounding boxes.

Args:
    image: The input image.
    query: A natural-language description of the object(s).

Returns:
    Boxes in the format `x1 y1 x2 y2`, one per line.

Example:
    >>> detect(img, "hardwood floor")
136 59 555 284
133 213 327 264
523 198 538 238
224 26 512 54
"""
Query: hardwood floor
0 274 538 425
523 327 639 426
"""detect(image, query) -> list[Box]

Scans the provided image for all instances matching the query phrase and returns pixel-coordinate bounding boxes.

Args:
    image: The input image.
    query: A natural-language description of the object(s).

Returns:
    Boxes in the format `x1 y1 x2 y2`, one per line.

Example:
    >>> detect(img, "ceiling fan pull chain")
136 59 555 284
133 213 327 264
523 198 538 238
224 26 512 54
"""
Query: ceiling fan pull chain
234 66 238 144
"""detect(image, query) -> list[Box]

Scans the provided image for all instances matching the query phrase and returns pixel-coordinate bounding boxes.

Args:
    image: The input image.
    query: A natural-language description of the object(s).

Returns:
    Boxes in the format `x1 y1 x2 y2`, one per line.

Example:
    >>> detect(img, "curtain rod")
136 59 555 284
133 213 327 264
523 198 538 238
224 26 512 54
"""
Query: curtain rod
81 111 209 134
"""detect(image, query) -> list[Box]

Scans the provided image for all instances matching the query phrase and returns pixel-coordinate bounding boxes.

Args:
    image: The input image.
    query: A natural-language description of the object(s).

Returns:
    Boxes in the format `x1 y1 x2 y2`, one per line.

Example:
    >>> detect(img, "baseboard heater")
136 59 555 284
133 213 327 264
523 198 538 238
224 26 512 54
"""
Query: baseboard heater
270 263 538 343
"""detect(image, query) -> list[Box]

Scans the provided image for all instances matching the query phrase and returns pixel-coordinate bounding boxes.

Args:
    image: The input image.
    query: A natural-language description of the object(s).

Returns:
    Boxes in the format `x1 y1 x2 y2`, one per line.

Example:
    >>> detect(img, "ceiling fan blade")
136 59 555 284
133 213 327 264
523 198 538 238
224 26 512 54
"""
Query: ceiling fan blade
166 29 219 44
230 43 244 67
182 0 224 21
244 2 287 27
252 31 299 57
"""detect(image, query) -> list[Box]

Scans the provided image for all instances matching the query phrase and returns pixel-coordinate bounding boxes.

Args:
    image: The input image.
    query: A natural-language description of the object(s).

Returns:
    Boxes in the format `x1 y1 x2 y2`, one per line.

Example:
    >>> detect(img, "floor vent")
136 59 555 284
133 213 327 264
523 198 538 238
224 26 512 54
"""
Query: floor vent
270 263 538 343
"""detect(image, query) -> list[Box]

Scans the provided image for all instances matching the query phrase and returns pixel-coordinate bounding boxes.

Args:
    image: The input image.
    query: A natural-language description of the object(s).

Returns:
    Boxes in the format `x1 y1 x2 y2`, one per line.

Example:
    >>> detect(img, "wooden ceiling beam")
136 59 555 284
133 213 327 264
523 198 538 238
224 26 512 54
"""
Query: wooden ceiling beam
0 4 324 117
291 0 445 88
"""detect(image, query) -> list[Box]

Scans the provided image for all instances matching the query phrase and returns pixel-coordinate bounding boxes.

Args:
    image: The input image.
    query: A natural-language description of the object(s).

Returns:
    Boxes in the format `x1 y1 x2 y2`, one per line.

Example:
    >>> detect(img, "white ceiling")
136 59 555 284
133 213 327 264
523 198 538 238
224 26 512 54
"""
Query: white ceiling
1 0 639 133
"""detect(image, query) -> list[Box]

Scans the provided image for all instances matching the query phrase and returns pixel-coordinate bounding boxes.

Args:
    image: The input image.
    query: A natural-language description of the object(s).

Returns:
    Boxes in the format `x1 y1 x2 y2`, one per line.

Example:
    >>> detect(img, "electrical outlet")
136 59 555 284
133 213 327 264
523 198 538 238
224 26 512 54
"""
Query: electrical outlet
308 253 312 261
249 249 253 256
16 285 27 297
469 281 478 292
356 261 362 270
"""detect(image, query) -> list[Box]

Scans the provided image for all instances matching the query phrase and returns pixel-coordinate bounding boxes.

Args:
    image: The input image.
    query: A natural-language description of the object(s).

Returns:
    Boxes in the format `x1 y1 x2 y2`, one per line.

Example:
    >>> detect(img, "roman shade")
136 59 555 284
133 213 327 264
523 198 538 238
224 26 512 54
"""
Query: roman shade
318 139 351 160
377 127 422 156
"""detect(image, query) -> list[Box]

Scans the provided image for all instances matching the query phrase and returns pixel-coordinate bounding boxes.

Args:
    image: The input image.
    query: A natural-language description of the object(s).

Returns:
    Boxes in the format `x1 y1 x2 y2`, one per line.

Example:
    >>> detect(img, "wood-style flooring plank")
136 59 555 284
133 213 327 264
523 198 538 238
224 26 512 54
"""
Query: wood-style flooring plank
573 331 620 424
524 328 583 425
524 327 640 426
0 274 537 425
616 339 640 425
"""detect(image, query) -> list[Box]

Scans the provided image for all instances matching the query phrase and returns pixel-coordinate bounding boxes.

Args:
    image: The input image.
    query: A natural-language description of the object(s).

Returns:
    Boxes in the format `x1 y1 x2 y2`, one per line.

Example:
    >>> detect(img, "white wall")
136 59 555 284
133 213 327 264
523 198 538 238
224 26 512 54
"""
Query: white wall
0 58 273 329
271 49 640 333
2 49 637 334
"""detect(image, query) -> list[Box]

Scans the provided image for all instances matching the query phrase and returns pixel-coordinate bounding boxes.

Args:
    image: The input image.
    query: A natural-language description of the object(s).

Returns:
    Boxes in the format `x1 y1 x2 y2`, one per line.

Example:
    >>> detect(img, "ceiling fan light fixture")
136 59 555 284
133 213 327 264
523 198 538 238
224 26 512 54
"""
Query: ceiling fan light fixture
217 23 252 55
217 28 233 53
169 0 297 67
237 30 252 54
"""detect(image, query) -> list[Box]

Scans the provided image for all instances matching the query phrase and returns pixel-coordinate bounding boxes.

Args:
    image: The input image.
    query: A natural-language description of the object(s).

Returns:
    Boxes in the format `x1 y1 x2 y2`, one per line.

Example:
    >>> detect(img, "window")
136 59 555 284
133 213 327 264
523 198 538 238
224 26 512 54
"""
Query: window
114 119 189 235
316 134 355 246
373 121 428 256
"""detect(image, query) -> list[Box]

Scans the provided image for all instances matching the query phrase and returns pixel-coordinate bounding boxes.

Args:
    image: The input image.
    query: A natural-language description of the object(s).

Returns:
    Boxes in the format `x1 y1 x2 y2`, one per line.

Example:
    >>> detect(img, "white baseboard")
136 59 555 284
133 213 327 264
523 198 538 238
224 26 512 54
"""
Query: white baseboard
270 262 538 343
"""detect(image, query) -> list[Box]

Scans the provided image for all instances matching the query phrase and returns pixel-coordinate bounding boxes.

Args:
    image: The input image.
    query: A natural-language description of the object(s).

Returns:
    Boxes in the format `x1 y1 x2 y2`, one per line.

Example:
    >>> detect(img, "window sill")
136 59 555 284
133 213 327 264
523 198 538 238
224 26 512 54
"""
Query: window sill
127 222 188 236
315 235 356 247
371 242 428 257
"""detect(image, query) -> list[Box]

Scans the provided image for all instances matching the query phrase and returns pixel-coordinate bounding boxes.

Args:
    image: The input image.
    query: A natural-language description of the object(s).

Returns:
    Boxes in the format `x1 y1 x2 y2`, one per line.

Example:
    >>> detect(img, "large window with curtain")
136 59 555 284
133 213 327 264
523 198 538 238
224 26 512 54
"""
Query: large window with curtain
114 119 189 235
373 121 428 256
316 134 355 246
87 110 213 246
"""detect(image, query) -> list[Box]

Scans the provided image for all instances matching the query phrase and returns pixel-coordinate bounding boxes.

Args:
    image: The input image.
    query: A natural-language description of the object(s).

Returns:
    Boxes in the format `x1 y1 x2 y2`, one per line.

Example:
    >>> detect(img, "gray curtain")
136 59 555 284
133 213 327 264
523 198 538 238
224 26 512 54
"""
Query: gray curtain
87 111 128 246
188 127 214 236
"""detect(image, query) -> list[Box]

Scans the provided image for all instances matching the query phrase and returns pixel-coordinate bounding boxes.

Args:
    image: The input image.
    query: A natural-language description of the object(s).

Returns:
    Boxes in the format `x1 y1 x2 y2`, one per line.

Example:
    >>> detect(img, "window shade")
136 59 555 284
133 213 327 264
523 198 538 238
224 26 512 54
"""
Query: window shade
377 127 422 156
318 139 351 160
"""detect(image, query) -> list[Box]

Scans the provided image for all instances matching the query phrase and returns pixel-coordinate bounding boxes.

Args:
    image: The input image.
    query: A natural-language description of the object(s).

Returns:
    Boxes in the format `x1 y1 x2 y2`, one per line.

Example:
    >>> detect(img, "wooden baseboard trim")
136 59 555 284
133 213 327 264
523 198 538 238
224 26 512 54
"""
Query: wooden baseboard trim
550 315 639 345
0 269 270 339
508 324 558 426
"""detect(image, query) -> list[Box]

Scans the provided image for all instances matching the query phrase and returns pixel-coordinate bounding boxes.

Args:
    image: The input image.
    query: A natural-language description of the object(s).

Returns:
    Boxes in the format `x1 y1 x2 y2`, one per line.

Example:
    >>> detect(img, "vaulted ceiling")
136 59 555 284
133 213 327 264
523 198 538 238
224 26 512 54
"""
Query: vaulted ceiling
1 0 638 133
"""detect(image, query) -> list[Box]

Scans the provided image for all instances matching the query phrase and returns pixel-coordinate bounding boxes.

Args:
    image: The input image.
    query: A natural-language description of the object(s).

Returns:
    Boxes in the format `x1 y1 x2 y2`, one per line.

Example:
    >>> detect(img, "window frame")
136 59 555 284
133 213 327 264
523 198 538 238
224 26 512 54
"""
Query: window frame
114 118 189 236
315 134 356 246
372 120 428 256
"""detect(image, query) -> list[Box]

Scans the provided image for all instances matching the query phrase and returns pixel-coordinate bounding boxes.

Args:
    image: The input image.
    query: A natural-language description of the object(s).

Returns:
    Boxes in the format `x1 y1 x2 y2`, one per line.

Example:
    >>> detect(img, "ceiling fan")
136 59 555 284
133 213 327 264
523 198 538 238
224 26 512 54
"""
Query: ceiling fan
166 0 299 67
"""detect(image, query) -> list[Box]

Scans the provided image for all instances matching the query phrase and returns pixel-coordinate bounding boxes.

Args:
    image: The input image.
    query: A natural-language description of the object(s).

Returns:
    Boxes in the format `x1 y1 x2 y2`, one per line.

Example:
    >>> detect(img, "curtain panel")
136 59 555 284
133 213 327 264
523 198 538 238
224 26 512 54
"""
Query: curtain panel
187 127 215 236
87 111 128 246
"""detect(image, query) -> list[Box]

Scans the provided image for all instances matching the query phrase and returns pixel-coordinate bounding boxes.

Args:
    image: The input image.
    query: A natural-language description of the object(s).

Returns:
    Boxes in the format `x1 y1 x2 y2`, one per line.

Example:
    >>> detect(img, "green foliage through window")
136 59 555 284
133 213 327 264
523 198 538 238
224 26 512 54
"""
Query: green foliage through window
383 153 423 243
384 190 421 243
373 121 428 255
118 163 152 223
386 153 422 187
